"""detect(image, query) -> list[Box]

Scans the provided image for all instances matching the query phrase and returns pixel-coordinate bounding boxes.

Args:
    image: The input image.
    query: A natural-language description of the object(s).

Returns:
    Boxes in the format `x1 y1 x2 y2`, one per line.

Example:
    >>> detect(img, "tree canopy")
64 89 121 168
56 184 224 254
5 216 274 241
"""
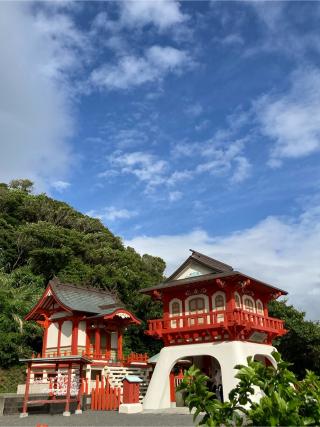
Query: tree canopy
268 299 320 377
0 181 165 368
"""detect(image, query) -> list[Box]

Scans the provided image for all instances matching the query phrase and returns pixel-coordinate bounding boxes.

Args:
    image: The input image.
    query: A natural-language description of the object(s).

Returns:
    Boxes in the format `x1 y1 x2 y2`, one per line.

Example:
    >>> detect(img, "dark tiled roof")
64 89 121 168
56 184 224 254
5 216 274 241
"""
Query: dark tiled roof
50 278 123 314
166 249 233 282
189 250 233 273
140 270 287 295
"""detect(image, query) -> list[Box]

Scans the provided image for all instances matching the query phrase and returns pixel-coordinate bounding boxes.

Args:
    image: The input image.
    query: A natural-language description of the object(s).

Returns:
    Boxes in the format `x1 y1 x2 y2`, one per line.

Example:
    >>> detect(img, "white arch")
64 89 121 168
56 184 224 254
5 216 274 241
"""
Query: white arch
254 353 276 368
143 341 277 409
242 295 256 312
169 298 183 328
212 291 226 310
185 294 209 314
234 292 242 309
169 298 183 316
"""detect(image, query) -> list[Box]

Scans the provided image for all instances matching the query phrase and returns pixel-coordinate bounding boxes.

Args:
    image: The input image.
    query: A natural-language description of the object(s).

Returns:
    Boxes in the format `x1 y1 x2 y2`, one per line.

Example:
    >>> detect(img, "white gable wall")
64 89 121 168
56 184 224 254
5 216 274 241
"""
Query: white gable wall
174 261 213 280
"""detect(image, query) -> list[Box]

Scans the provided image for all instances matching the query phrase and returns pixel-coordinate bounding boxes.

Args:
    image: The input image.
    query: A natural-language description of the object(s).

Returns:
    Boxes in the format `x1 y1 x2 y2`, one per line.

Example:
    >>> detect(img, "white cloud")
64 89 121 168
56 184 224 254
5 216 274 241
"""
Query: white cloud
125 204 320 320
214 33 244 46
169 191 183 202
185 103 203 117
87 206 137 222
173 135 251 184
107 151 168 191
255 67 320 165
0 3 75 189
119 0 187 31
230 156 251 184
90 45 190 90
33 9 90 80
167 170 194 186
247 2 320 59
51 180 71 192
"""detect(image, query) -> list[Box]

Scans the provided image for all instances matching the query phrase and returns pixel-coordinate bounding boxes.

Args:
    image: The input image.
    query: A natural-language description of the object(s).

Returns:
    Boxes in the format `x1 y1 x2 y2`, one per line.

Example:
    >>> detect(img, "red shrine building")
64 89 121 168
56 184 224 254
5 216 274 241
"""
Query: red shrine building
141 250 288 410
18 278 149 417
18 250 288 416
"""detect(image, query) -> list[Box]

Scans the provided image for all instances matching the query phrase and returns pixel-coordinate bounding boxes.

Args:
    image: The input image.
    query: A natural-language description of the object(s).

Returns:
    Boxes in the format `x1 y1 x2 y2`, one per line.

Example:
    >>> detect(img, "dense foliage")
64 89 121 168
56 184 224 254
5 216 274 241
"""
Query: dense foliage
0 178 319 394
0 180 165 370
179 352 320 426
269 299 320 377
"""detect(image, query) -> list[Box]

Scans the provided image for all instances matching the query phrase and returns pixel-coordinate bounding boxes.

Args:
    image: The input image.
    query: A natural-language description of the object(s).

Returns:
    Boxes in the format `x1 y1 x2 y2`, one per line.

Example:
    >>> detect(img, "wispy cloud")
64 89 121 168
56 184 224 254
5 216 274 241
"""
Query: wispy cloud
87 206 137 222
51 180 71 192
254 67 320 167
90 45 191 90
185 103 203 117
126 202 320 320
169 191 183 202
118 0 188 31
107 151 168 191
172 126 252 184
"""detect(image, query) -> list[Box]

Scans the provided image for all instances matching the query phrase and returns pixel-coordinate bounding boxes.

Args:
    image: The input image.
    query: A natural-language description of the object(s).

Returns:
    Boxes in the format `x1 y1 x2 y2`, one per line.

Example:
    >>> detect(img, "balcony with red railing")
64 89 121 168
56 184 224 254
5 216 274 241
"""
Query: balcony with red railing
146 309 286 344
38 350 148 366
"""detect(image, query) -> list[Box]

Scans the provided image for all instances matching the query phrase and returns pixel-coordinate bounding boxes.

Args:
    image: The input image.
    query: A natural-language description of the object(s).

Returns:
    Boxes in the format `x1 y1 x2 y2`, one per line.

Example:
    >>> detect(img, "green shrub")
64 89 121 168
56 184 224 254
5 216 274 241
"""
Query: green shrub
178 351 320 426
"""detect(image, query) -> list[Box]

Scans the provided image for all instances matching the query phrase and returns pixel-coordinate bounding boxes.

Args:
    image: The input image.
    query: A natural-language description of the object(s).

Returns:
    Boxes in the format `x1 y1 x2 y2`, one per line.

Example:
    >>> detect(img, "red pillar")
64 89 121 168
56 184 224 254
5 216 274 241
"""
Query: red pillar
169 371 175 403
41 319 49 357
72 318 79 355
95 326 101 358
63 363 72 416
117 329 123 361
226 287 236 312
21 362 31 417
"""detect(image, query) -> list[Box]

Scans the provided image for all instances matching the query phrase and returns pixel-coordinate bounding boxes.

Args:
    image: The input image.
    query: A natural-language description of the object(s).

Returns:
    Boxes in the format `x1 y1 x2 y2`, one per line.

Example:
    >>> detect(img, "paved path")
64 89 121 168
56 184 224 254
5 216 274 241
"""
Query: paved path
0 410 195 427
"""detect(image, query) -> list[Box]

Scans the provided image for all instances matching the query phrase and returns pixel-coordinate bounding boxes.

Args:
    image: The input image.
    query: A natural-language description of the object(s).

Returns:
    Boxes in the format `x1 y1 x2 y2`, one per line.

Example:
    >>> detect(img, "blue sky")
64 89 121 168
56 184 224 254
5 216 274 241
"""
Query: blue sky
1 1 320 319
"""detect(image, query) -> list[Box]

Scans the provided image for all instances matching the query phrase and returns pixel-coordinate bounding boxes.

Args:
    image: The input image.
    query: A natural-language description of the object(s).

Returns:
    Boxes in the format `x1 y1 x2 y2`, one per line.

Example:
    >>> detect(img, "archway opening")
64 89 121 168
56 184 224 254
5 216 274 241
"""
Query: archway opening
254 354 276 368
169 355 223 407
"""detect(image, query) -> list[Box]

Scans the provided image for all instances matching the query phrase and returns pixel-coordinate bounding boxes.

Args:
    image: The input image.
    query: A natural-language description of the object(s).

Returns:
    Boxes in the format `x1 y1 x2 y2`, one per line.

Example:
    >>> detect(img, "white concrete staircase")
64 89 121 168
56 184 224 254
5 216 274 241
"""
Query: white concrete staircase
104 365 151 403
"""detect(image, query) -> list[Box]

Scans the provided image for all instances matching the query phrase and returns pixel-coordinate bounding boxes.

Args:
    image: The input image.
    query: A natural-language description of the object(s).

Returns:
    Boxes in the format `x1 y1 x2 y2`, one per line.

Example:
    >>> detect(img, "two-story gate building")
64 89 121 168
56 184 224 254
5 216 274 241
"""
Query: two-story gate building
141 250 287 409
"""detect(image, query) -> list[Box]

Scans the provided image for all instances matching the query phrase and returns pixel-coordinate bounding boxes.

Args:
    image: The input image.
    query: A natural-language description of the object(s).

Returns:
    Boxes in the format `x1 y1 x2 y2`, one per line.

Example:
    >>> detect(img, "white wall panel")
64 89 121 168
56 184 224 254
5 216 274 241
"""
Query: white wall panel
60 320 72 346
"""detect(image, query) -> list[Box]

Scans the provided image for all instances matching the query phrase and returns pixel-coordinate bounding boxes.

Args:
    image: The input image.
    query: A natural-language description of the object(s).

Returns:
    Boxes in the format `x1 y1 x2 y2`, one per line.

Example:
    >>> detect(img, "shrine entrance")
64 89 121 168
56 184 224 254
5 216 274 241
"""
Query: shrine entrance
169 355 223 407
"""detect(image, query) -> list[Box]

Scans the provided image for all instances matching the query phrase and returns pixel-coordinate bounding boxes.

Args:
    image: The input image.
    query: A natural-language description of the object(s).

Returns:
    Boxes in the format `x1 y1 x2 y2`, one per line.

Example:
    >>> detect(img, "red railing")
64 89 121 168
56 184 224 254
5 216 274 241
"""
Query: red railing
147 309 285 335
39 350 148 365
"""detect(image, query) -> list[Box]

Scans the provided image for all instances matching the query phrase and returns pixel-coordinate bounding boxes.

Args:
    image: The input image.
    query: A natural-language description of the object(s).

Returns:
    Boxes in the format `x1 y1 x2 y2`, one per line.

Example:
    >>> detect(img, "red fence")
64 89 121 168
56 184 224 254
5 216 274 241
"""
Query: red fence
91 375 121 411
39 350 148 365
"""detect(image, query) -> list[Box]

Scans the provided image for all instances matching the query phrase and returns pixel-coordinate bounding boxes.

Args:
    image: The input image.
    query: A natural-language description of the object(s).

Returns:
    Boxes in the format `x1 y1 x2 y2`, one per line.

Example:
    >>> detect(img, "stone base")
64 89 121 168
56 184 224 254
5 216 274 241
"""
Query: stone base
63 411 71 416
170 402 176 408
19 412 28 418
119 403 143 414
75 409 82 415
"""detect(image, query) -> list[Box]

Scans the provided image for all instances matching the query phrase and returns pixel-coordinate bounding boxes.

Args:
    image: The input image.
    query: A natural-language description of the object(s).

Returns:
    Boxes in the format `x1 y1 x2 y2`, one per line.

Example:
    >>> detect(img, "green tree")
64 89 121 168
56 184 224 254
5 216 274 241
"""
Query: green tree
179 352 320 426
9 179 34 193
269 299 320 377
0 180 165 371
0 271 43 366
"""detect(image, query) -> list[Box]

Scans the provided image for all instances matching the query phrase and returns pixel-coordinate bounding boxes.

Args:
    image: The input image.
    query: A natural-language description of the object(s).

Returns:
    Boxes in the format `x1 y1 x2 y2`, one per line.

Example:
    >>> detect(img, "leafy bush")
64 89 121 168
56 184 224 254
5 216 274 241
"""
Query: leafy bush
178 351 320 426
